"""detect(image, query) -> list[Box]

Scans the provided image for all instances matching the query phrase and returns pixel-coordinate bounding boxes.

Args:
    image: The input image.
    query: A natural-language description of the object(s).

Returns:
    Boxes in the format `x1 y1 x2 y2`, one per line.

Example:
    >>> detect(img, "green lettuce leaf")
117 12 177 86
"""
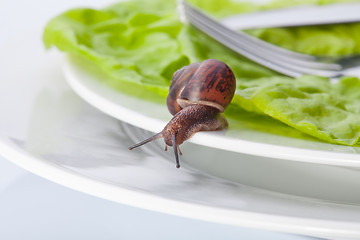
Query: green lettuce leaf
235 75 360 145
43 0 360 146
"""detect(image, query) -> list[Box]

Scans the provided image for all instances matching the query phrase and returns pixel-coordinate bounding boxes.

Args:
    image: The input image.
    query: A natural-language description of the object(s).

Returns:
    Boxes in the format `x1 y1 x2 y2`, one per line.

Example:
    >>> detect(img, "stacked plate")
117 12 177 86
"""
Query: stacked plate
2 30 360 240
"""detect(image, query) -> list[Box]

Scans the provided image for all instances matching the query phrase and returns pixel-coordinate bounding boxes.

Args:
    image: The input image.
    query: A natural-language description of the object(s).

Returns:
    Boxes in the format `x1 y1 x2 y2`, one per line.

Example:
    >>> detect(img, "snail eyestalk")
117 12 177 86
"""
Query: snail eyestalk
128 133 162 150
172 134 180 168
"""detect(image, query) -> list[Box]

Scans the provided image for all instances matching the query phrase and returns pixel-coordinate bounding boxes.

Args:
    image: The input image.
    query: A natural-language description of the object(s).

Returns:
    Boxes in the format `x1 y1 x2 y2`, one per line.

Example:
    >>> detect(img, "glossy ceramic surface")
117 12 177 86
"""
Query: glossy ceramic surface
1 21 360 240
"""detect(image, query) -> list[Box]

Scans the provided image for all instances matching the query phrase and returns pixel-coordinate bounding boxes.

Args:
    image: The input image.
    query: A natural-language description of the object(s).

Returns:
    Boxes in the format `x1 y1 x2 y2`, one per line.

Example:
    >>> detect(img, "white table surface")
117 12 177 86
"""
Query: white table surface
0 0 318 239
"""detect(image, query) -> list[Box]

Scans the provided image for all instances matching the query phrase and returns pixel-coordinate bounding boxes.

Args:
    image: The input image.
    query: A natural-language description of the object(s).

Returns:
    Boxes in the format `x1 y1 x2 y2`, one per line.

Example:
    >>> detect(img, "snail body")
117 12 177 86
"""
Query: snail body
129 59 236 168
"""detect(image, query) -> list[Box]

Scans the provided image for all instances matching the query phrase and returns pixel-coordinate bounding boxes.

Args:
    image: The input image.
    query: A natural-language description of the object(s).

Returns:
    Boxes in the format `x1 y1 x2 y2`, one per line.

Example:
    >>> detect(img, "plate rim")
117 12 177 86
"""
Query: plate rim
1 138 360 239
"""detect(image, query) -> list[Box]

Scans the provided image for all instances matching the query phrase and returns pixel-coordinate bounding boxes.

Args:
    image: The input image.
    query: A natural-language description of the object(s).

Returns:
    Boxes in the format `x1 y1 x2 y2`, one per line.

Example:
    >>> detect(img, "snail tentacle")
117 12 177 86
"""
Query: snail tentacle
178 146 183 156
128 132 163 150
172 134 180 168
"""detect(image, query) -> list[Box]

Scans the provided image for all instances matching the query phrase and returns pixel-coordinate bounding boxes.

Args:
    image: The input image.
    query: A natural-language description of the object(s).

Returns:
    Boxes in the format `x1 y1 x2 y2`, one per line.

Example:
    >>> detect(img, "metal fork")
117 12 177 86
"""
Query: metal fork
178 0 360 79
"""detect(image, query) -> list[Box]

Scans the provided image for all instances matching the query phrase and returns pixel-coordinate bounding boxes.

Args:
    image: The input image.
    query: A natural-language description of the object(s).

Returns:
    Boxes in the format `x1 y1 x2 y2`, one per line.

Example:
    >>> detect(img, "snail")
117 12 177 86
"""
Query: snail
129 59 236 168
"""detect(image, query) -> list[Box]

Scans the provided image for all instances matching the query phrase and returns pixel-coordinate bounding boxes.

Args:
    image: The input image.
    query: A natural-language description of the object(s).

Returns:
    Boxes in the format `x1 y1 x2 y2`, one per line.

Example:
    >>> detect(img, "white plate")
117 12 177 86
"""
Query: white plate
64 56 360 168
2 26 360 240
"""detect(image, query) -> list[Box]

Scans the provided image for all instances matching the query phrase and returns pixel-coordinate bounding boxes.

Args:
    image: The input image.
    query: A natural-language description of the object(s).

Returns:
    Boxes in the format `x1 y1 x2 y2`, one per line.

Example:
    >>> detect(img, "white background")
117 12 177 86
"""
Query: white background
0 0 316 239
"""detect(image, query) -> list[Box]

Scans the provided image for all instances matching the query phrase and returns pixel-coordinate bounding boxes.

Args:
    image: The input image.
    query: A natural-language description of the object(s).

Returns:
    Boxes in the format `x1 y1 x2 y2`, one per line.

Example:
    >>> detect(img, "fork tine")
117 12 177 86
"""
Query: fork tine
184 9 341 78
181 1 342 76
185 13 302 77
190 6 341 70
181 2 312 60
184 3 341 70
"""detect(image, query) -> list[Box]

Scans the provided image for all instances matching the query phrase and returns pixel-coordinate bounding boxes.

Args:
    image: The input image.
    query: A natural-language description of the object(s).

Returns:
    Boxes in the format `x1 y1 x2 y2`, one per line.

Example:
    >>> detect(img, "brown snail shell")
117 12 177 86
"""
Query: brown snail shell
167 59 236 115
